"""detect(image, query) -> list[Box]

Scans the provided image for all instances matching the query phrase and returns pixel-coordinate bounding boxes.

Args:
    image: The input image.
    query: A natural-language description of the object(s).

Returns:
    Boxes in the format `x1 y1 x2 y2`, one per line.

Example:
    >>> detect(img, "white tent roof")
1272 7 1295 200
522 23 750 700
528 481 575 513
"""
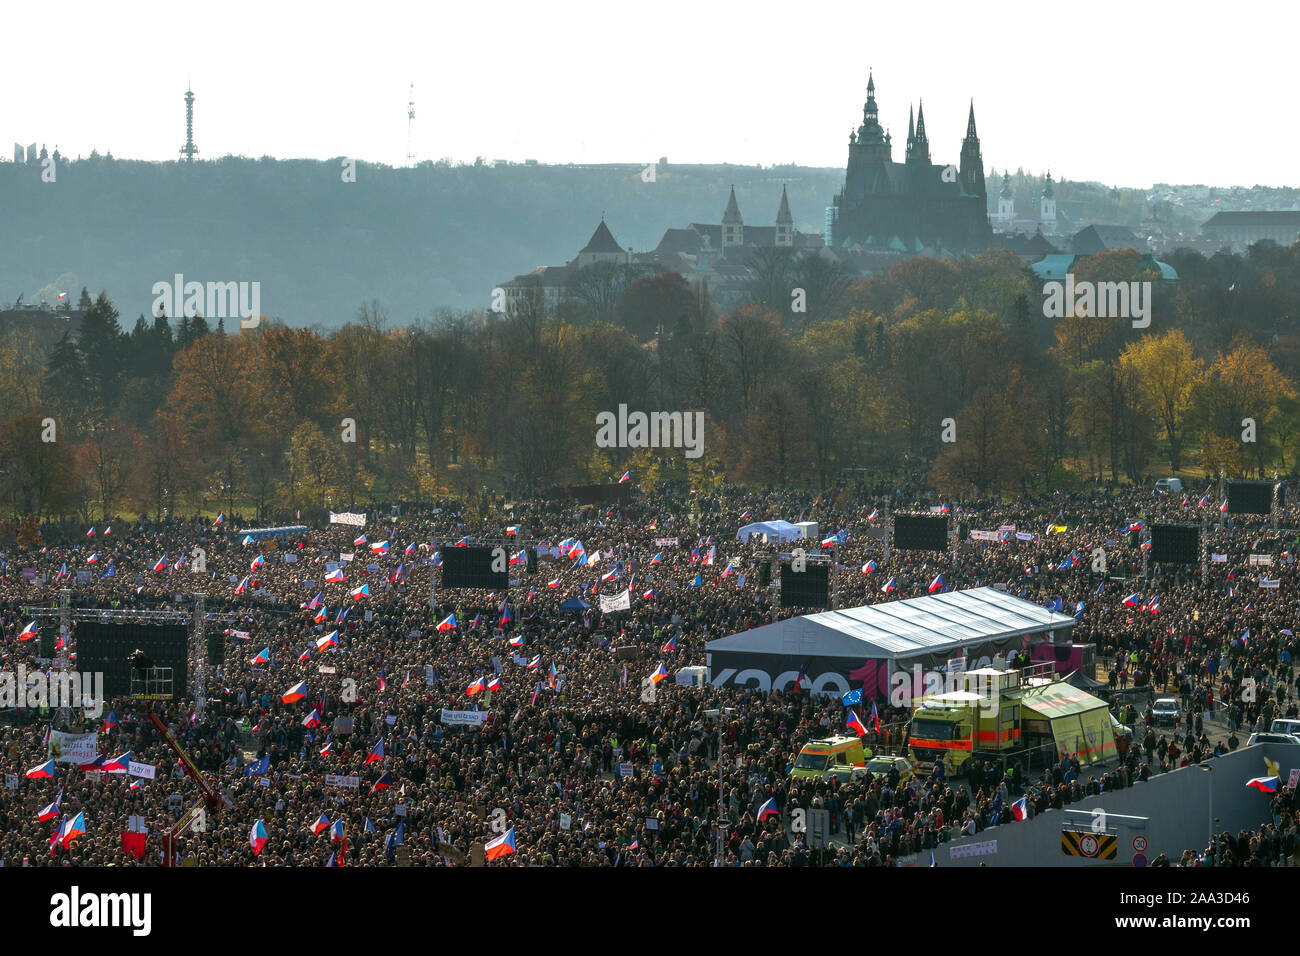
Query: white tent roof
736 520 803 542
706 587 1077 662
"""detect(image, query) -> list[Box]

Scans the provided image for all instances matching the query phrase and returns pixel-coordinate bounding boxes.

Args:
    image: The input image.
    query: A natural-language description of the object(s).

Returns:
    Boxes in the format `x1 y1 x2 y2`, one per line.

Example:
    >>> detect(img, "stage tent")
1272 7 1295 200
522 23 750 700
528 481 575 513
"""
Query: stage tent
705 586 1078 697
735 520 804 543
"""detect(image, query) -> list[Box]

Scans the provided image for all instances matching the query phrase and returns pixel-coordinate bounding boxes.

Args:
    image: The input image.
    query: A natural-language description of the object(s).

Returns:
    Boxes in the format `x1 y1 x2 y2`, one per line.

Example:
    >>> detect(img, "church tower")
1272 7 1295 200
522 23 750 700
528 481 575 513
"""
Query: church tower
997 171 1014 224
1041 171 1057 235
959 101 985 198
907 100 931 167
722 185 744 249
775 185 793 247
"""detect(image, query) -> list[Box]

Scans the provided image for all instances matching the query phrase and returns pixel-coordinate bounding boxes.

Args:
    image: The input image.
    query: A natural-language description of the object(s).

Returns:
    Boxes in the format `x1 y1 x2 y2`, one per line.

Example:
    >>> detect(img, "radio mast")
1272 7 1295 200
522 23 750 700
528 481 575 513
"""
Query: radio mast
406 83 416 167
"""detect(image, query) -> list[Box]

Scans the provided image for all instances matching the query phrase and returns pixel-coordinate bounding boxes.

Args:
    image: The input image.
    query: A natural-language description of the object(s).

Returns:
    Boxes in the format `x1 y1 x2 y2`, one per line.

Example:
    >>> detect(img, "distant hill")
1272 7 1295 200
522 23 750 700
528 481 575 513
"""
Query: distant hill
4 155 1293 327
0 157 844 326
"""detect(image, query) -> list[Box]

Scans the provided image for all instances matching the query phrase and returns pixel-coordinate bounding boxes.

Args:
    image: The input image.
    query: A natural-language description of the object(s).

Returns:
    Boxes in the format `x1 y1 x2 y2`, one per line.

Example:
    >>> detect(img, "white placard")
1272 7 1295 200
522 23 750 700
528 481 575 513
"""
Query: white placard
4 774 17 790
559 813 572 830
440 708 488 726
1211 553 1228 562
325 774 360 789
318 666 337 674
1249 554 1275 566
127 761 156 780
395 804 407 817
127 815 147 834
950 839 998 860
329 512 367 527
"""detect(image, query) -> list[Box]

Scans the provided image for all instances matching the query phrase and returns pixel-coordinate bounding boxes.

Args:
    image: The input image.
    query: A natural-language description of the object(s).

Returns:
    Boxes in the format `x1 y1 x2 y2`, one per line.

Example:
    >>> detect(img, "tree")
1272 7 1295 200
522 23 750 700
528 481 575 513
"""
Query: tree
1118 329 1203 471
614 272 698 344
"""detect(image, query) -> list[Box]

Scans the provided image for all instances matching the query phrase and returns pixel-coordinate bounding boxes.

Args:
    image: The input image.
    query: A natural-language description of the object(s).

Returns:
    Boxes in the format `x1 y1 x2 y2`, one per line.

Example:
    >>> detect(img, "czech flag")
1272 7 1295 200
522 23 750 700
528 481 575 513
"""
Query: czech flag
282 681 309 704
881 577 897 593
820 535 838 548
391 562 405 582
325 568 346 583
740 510 752 520
329 819 345 843
353 534 367 547
302 709 322 728
370 772 394 793
364 739 385 765
1147 596 1161 615
1122 593 1141 607
371 541 389 554
437 614 457 632
38 789 63 822
618 471 631 484
1011 796 1029 821
509 635 524 648
509 550 526 567
235 576 250 595
214 513 224 525
870 702 882 733
867 508 879 522
316 631 338 651
846 712 869 737
431 552 443 568
314 605 329 624
485 828 517 860
642 589 654 600
527 655 541 669
242 535 254 546
103 751 132 773
251 647 271 665
454 537 470 548
547 578 561 589
487 675 502 692
600 569 618 583
87 527 95 537
60 812 86 849
1220 500 1229 513
18 621 38 641
757 797 780 821
250 819 268 856
153 555 168 572
312 813 331 836
928 573 944 594
1247 776 1279 793
861 560 876 574
349 584 370 601
101 709 117 734
86 553 98 564
251 554 265 569
662 635 677 653
319 740 333 756
650 662 669 684
466 677 486 696
499 602 513 627
649 552 662 565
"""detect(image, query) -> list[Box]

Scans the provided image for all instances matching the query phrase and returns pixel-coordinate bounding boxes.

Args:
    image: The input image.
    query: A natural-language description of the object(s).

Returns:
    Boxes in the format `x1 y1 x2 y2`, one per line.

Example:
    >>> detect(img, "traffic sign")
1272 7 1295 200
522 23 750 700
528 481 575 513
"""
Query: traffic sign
1133 852 1147 867
1061 829 1117 859
1132 835 1147 853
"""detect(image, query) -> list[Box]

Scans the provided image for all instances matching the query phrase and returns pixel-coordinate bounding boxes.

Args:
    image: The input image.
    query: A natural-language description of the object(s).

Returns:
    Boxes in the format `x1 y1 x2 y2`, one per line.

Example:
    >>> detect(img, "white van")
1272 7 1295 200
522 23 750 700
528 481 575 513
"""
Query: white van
1270 718 1300 742
1154 478 1183 494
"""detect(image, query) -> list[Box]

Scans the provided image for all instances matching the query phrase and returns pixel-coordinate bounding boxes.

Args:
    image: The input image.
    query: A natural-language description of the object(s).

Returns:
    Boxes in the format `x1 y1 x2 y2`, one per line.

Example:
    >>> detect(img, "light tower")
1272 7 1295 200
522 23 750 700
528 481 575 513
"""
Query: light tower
180 85 198 162
406 82 416 167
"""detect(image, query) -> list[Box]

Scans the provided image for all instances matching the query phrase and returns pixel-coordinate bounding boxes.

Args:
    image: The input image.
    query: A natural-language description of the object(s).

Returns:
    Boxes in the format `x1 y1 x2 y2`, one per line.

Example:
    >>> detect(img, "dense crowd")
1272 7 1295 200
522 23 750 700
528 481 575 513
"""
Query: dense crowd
0 479 1297 866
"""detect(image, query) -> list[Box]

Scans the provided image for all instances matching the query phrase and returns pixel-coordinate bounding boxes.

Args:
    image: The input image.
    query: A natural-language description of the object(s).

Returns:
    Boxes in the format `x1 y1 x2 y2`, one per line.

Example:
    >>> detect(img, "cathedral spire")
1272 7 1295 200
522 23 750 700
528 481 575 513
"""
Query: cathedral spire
965 100 978 139
915 100 928 143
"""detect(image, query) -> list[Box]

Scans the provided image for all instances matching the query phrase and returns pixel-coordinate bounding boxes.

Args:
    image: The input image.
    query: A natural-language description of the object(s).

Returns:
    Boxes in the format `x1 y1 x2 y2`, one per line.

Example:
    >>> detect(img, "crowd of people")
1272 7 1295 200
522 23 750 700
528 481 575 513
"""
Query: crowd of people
0 479 1297 866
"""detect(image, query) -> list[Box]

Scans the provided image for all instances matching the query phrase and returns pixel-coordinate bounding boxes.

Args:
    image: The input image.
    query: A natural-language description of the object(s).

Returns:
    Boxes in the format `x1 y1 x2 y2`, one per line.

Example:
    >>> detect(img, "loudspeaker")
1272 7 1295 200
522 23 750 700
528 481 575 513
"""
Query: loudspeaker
525 547 538 574
206 632 225 665
38 632 55 659
1151 523 1199 565
756 561 771 588
957 522 969 541
1127 529 1140 549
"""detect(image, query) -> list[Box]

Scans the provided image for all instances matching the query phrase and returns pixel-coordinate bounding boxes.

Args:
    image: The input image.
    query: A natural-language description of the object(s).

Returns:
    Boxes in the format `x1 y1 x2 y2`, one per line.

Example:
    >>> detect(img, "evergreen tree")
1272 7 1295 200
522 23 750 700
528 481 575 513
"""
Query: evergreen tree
77 292 126 418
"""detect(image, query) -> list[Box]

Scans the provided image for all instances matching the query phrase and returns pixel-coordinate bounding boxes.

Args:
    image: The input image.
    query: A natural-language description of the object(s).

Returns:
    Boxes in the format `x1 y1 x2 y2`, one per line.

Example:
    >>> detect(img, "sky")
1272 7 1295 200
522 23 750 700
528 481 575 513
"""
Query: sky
4 0 1297 189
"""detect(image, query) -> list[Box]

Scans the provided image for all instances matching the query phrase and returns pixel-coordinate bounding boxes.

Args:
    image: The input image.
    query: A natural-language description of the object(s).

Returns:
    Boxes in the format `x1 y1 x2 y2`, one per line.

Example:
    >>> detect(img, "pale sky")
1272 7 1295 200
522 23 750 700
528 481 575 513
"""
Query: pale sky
5 0 1297 188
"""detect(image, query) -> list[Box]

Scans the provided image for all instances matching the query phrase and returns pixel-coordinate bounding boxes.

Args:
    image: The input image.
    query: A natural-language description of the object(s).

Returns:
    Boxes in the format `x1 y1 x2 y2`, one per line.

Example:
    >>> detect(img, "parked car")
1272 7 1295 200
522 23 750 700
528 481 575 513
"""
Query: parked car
1151 698 1180 726
1247 732 1300 746
1154 477 1184 494
1270 719 1300 742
